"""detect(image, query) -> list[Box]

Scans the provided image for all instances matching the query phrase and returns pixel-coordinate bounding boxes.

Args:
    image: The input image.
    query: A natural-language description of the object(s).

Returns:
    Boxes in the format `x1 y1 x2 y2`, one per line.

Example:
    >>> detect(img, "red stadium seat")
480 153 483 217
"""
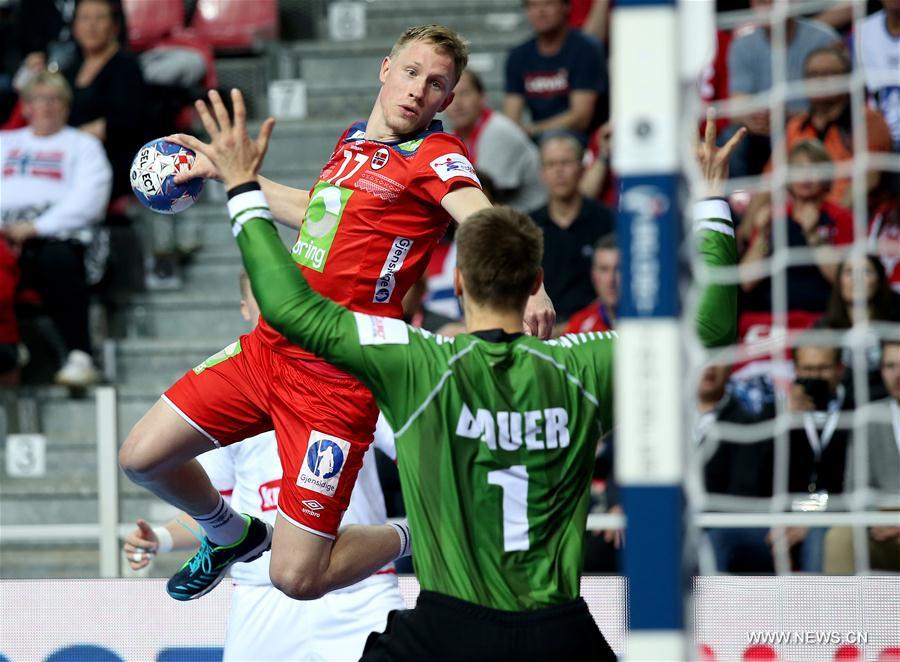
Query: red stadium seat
122 0 185 52
189 0 279 52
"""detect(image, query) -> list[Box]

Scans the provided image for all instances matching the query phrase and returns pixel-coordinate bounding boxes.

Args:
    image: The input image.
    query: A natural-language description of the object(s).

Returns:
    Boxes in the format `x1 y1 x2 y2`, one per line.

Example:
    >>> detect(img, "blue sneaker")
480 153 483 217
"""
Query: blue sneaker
166 514 272 601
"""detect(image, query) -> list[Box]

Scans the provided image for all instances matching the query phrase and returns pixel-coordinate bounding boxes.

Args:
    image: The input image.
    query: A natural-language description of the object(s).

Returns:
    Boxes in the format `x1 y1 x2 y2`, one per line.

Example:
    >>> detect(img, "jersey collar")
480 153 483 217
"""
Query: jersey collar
471 329 525 343
344 120 446 154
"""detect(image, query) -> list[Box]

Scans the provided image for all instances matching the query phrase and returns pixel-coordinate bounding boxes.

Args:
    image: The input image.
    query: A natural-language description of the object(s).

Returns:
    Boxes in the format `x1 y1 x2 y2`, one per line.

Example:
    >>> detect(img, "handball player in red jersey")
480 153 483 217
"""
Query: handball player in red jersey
119 24 556 602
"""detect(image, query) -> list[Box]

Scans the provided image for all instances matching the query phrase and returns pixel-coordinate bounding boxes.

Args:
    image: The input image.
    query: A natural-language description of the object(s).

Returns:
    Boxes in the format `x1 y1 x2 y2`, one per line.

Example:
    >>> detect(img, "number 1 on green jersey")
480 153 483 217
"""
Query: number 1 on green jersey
487 466 530 552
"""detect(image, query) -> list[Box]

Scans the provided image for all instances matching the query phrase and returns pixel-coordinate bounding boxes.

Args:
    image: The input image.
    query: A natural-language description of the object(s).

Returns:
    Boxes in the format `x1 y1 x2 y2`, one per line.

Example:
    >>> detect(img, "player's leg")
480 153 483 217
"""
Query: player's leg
120 334 275 599
268 514 409 600
266 367 410 599
119 398 221 514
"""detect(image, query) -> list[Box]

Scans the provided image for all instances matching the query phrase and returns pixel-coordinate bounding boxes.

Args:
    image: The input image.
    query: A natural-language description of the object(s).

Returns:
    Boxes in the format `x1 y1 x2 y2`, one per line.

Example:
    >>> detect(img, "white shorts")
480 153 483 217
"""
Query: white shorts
223 575 405 661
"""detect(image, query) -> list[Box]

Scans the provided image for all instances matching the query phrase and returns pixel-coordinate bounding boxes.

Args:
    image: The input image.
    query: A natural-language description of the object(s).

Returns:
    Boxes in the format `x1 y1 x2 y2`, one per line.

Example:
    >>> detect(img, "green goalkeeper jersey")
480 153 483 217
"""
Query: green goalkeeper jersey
229 191 736 612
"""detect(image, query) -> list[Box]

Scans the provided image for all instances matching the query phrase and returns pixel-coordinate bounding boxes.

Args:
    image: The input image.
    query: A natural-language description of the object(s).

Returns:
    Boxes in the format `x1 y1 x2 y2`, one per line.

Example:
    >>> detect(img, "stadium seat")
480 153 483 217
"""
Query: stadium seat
189 0 279 52
122 0 185 52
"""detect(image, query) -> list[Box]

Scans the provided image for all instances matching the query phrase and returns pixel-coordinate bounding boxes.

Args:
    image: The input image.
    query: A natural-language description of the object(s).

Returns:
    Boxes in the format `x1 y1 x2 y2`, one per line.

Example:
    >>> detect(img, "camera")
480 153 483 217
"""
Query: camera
796 377 833 411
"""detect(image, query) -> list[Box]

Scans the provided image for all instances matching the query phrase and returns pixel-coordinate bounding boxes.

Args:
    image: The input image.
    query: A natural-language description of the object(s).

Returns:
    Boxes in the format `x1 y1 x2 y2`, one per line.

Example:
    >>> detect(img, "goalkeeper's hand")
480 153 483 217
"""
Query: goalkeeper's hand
697 108 746 197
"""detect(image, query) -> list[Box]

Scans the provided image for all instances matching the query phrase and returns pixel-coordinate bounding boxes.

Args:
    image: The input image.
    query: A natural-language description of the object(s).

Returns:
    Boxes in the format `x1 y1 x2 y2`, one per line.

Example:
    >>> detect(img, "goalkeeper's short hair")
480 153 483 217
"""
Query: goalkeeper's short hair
456 206 543 312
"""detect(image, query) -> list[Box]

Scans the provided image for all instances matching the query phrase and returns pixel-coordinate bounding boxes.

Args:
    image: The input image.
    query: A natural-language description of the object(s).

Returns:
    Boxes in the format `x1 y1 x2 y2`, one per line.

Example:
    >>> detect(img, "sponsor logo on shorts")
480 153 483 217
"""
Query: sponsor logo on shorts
371 147 390 170
259 479 281 512
301 499 324 518
373 236 413 304
193 340 242 375
291 182 352 272
429 153 480 184
296 431 351 498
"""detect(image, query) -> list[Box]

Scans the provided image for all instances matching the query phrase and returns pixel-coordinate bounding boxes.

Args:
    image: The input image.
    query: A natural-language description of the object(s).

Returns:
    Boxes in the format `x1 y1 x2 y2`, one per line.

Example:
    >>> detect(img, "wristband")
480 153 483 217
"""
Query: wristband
389 520 413 559
226 181 262 199
153 526 174 554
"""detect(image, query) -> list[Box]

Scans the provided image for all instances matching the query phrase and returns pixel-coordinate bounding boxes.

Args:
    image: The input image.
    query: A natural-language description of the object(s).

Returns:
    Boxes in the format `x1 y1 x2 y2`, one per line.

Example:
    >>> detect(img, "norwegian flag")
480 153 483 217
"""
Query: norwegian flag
2 149 64 180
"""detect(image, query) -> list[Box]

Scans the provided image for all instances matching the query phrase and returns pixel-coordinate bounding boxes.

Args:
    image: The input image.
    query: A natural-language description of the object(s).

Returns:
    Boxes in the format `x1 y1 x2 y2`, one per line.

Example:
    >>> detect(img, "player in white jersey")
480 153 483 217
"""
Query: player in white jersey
123 273 406 661
855 3 900 147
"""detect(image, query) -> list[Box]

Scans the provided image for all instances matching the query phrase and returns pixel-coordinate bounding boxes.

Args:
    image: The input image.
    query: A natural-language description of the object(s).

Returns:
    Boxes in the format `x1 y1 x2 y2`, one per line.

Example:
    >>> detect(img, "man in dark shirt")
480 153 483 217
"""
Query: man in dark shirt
503 0 607 141
530 132 614 322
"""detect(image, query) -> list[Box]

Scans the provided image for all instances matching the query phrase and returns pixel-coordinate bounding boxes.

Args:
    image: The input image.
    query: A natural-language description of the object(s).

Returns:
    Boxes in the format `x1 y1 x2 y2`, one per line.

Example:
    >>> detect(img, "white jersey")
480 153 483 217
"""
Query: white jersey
197 424 397 589
855 11 900 145
0 126 112 241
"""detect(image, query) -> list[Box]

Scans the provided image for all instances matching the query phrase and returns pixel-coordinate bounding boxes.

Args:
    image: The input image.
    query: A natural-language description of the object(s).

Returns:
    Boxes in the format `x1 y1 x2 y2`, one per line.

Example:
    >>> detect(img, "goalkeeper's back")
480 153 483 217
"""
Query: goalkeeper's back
382 325 616 611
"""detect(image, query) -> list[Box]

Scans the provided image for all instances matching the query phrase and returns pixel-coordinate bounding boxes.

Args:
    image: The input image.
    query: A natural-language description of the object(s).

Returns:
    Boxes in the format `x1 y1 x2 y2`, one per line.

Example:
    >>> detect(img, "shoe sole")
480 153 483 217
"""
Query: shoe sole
168 522 273 602
54 374 100 387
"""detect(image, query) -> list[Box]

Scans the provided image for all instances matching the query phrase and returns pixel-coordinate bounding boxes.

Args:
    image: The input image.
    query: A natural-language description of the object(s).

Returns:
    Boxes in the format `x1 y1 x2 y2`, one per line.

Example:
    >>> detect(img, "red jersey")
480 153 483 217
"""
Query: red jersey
564 300 614 335
255 120 481 361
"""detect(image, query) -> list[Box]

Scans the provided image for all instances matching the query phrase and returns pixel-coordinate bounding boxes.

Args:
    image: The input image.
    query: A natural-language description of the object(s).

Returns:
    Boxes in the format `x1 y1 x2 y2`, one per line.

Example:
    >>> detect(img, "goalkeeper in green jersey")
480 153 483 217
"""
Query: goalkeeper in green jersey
191 89 744 661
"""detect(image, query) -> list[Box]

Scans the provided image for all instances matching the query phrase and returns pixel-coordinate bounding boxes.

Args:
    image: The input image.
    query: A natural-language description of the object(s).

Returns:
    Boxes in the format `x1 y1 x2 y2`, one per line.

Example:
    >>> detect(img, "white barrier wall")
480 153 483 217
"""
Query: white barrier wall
0 577 897 661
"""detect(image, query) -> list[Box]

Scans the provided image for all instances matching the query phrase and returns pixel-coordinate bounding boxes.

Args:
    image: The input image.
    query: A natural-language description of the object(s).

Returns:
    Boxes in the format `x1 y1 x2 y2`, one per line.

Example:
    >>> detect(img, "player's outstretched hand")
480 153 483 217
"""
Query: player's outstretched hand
172 89 276 191
167 137 221 185
697 108 746 197
524 288 556 339
123 518 158 570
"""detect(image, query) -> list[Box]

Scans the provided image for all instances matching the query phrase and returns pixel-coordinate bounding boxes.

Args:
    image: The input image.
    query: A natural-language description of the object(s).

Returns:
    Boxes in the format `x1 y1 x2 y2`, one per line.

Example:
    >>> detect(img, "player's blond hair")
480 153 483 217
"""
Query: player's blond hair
390 25 469 85
456 206 544 312
21 71 72 107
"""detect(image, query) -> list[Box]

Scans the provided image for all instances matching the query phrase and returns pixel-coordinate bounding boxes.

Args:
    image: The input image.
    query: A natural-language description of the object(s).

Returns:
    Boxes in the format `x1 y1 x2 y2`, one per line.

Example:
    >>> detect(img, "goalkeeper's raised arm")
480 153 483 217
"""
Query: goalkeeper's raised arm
693 113 746 349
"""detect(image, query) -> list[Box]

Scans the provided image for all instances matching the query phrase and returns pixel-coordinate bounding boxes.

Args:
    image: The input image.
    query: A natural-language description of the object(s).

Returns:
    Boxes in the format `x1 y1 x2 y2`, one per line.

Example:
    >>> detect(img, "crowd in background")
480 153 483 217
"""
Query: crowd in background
432 0 900 575
0 0 897 575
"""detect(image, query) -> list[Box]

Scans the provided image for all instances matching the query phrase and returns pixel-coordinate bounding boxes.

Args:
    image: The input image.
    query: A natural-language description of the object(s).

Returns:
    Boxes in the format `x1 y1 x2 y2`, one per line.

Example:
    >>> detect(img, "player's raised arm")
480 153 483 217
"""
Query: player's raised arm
167 91 310 230
441 186 557 339
693 111 746 348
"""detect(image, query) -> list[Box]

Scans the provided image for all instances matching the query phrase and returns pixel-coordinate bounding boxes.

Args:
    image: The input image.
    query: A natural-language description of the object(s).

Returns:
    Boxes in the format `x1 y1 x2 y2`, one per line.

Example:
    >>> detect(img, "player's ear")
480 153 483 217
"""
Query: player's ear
530 269 544 296
453 268 464 297
239 300 251 322
438 91 455 113
379 57 391 84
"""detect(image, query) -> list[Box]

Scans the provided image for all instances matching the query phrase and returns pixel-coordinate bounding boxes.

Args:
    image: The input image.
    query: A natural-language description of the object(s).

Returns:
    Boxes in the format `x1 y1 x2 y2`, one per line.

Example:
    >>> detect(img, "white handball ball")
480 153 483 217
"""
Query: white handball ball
129 138 204 214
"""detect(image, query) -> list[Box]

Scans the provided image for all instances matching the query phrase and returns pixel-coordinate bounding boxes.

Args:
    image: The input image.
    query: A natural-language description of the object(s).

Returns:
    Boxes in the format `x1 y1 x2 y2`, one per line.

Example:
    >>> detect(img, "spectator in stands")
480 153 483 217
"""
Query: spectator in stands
821 254 900 331
780 47 893 209
824 339 900 574
63 0 148 199
740 139 852 315
726 0 840 177
819 254 900 403
579 121 617 210
503 0 608 141
868 184 900 291
700 359 778 573
0 71 111 386
772 343 852 572
531 132 615 322
445 70 546 212
855 0 900 149
564 233 618 335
